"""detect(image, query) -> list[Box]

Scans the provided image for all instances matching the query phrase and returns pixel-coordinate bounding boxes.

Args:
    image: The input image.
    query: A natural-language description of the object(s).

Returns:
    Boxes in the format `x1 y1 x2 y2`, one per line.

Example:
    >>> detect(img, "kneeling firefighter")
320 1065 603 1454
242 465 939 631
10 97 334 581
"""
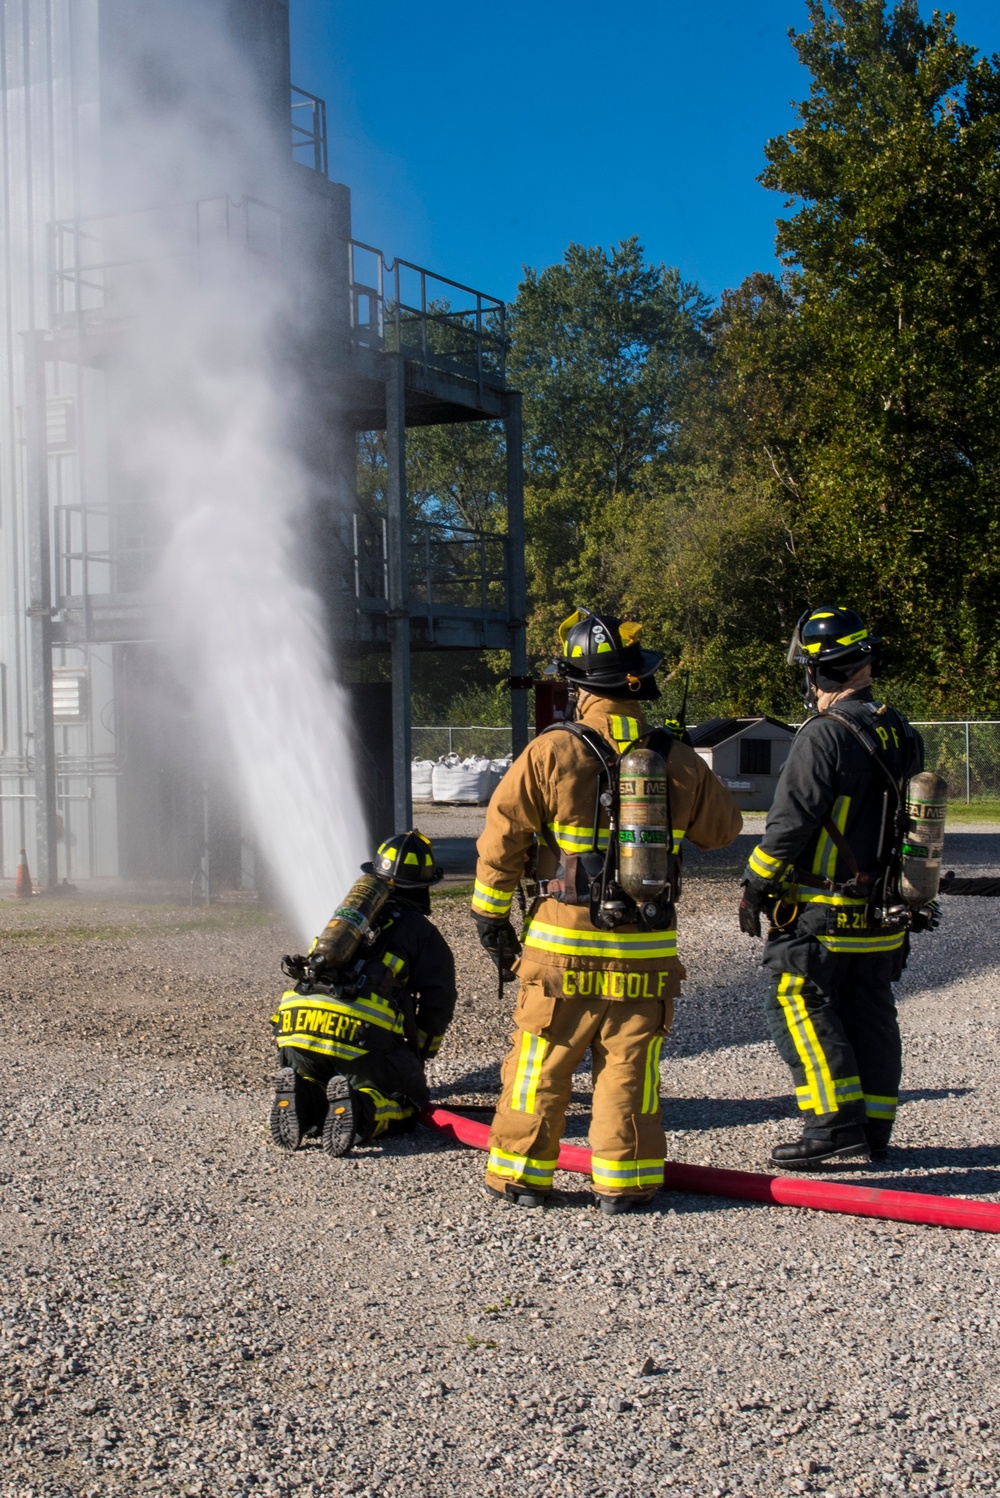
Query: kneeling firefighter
739 606 942 1170
472 608 742 1213
270 831 457 1156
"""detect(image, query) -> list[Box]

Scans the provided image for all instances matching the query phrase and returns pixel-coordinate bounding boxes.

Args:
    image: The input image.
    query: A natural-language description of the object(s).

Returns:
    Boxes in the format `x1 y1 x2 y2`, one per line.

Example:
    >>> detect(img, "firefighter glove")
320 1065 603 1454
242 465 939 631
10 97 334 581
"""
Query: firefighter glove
738 883 766 938
471 912 521 980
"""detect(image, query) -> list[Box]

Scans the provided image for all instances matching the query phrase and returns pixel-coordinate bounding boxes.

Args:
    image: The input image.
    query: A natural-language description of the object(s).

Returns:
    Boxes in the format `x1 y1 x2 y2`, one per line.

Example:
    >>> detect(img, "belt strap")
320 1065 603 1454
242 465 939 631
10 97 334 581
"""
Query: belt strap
792 867 876 892
820 814 860 878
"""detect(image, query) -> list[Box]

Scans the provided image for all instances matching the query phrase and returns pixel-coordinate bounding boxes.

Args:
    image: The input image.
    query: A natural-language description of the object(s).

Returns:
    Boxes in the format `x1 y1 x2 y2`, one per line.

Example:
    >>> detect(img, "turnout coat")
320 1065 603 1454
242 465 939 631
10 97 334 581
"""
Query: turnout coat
473 694 742 999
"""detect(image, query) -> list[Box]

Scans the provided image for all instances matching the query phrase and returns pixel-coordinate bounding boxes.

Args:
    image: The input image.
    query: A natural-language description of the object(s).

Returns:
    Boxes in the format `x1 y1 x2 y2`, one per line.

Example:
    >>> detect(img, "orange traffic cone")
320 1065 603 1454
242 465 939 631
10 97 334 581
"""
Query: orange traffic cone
15 849 33 898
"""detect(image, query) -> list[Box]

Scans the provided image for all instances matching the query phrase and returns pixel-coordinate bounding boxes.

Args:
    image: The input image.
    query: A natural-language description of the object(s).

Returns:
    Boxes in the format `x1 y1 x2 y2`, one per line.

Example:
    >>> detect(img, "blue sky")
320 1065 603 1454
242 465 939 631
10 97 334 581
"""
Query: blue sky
290 1 1000 307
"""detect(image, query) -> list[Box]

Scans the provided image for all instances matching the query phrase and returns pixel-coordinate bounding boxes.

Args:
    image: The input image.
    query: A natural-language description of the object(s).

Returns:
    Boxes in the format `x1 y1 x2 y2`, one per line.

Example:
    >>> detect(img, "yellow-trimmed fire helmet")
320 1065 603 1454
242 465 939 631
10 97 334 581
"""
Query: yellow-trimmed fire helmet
556 607 663 697
363 829 443 887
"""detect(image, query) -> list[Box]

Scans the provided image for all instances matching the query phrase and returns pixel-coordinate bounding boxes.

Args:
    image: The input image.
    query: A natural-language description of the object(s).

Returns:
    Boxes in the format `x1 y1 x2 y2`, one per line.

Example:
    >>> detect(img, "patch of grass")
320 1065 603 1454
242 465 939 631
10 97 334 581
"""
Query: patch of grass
158 906 280 935
432 883 474 902
0 903 280 943
947 800 1000 824
0 924 140 944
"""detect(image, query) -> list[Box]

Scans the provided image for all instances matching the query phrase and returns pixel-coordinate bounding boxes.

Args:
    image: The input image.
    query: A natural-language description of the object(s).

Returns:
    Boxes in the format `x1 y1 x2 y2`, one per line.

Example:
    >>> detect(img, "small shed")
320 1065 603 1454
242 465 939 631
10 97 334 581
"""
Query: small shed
688 716 797 812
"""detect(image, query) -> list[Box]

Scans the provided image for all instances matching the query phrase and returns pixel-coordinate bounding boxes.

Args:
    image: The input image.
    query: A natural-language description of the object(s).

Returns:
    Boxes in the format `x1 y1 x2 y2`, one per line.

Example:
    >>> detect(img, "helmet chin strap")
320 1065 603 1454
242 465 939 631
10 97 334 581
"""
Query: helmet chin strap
803 667 819 715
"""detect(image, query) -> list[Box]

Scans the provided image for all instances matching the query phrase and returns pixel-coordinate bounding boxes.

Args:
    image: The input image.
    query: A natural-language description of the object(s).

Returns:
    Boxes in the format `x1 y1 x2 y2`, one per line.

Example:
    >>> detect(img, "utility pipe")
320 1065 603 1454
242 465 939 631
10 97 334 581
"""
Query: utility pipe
423 1107 1000 1235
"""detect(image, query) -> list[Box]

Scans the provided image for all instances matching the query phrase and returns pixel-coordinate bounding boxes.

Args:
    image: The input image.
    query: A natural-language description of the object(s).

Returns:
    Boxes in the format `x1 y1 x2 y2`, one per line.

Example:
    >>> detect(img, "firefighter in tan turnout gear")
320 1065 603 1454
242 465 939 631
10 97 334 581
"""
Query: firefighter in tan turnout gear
472 608 742 1213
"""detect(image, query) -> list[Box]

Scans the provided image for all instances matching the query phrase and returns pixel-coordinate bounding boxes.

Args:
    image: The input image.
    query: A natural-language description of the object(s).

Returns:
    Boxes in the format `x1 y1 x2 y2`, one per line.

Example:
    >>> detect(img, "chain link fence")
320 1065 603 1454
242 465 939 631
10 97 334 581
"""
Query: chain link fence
413 720 1000 803
913 722 1000 802
412 726 513 761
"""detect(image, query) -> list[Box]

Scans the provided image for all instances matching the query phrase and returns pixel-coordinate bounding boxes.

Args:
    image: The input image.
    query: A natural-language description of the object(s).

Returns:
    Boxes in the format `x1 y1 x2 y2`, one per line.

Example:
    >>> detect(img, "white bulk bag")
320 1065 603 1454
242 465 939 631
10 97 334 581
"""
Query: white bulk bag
432 753 491 804
411 759 435 801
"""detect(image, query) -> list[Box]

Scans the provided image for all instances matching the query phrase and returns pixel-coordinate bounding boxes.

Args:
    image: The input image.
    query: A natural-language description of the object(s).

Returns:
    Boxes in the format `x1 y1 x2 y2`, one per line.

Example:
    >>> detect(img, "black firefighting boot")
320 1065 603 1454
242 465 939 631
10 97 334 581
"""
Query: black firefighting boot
269 1067 327 1151
593 1191 657 1216
483 1183 565 1209
770 1124 868 1172
864 1121 892 1164
321 1075 376 1157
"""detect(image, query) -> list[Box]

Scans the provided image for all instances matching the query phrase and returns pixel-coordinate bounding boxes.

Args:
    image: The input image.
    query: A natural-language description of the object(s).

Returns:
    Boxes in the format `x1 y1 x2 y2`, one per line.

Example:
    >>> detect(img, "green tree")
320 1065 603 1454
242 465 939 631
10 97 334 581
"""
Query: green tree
606 272 820 719
509 239 711 659
760 0 1000 712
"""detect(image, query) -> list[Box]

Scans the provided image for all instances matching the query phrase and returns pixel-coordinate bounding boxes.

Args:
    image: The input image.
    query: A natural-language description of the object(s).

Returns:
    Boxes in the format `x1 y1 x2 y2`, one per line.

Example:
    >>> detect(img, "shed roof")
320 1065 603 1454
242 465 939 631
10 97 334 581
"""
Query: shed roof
687 715 796 750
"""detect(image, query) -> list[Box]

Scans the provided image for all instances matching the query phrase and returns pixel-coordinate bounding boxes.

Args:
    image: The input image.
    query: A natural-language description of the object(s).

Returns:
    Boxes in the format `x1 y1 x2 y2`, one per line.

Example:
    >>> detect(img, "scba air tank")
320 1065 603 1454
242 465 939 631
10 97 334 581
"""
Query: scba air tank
617 746 669 901
311 875 388 970
899 771 948 907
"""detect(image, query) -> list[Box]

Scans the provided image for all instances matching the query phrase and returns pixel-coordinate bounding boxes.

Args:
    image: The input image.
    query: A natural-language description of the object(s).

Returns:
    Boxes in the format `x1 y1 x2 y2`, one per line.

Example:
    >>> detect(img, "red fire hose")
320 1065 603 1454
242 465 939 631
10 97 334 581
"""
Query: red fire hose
423 1106 1000 1234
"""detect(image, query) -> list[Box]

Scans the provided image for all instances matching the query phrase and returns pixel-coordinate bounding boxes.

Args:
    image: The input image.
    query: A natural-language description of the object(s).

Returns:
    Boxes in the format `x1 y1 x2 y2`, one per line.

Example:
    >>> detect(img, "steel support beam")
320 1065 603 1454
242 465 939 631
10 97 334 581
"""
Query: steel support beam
386 355 412 830
23 331 58 888
504 391 529 758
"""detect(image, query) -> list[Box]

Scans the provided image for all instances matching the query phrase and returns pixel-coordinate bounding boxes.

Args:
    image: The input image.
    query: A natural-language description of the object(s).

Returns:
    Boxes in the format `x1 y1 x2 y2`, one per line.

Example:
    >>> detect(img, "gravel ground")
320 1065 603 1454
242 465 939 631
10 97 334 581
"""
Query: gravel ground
1 830 999 1498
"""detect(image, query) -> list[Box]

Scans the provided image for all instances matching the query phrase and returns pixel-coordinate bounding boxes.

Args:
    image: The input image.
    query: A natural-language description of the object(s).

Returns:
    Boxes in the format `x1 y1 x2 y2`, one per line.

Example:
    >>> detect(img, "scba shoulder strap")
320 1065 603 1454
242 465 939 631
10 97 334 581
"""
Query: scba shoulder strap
539 720 619 861
538 721 679 922
817 704 912 798
810 704 918 891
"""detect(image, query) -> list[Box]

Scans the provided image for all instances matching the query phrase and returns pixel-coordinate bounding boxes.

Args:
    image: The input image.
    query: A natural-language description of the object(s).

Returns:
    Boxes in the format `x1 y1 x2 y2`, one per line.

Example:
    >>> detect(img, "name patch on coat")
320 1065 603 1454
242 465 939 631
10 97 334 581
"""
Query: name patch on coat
561 970 670 999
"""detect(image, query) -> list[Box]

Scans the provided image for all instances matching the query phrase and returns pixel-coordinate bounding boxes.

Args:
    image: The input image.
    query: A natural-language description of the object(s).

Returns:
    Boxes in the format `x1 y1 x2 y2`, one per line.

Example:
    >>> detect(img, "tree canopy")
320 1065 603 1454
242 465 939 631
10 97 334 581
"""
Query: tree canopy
372 0 1000 723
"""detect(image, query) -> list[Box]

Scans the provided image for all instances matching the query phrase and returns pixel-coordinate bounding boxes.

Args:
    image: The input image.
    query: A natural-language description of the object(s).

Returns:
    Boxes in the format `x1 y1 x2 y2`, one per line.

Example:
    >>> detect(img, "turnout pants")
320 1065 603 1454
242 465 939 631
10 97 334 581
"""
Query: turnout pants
279 1043 424 1138
763 937 904 1149
486 969 673 1199
273 986 429 1139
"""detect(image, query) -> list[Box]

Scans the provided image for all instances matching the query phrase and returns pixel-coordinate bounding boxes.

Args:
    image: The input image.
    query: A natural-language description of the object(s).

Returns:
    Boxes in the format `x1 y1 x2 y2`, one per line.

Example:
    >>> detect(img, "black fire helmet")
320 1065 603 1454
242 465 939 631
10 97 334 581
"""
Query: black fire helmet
362 829 444 888
787 605 882 685
556 607 663 699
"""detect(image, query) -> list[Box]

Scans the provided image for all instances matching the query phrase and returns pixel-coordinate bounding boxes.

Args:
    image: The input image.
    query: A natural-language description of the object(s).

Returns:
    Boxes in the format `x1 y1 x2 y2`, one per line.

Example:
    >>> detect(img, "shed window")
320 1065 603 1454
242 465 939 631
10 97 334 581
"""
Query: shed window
739 738 772 775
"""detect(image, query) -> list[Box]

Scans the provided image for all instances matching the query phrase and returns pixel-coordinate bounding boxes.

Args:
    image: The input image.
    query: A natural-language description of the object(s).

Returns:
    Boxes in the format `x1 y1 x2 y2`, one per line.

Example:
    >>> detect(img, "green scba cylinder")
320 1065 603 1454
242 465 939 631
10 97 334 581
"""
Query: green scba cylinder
311 875 388 969
618 746 669 901
900 771 948 908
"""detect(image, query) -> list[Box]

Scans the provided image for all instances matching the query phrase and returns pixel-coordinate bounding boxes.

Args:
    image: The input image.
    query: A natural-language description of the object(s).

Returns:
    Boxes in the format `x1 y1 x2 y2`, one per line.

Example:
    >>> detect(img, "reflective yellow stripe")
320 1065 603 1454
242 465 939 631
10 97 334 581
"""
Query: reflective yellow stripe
280 1035 366 1061
609 715 640 748
748 844 785 881
524 920 676 960
796 1078 862 1108
793 889 867 906
817 932 906 953
418 1029 444 1058
486 1147 557 1188
358 1087 414 1137
642 1035 663 1114
511 1030 547 1114
472 879 513 916
381 951 405 977
276 990 404 1036
776 972 836 1115
812 795 850 881
591 1156 664 1190
672 827 686 855
864 1092 898 1119
547 821 610 852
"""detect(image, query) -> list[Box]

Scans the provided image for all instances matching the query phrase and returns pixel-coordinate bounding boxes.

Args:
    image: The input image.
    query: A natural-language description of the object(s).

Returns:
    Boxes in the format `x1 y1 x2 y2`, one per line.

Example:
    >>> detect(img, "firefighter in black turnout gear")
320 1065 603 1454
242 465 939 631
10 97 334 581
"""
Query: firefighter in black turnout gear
739 607 925 1170
270 831 457 1157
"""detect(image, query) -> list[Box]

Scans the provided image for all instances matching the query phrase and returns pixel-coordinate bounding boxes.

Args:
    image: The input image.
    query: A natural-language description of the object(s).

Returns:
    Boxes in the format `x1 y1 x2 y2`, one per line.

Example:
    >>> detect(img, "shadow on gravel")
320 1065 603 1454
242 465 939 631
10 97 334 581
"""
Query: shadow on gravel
427 1088 978 1138
900 1086 973 1102
865 1144 1000 1194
